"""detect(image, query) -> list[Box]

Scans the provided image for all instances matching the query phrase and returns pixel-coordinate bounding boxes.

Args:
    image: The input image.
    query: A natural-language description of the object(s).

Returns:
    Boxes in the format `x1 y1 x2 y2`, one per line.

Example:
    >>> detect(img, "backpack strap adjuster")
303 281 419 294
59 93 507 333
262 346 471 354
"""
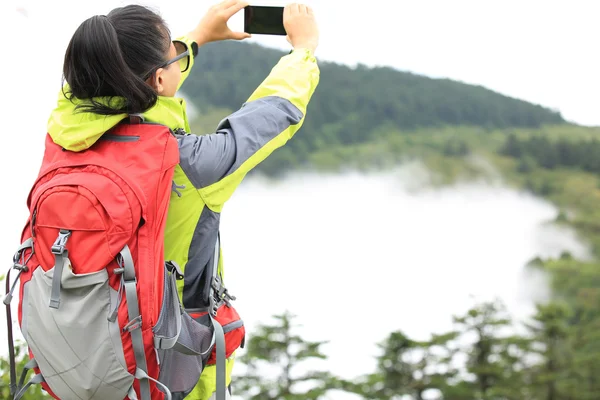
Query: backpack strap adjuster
123 315 143 333
51 229 71 255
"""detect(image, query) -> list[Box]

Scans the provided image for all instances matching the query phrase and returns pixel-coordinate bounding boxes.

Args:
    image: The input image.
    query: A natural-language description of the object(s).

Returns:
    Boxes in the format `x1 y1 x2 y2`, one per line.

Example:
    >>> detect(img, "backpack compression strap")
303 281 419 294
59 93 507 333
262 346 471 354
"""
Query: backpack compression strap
4 238 34 397
210 234 227 400
118 245 153 400
49 229 72 309
119 245 175 400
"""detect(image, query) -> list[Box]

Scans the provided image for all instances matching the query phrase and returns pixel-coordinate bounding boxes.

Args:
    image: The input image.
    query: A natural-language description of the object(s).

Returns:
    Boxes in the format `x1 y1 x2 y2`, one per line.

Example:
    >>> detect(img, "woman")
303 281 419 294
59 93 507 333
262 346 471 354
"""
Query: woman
49 1 320 398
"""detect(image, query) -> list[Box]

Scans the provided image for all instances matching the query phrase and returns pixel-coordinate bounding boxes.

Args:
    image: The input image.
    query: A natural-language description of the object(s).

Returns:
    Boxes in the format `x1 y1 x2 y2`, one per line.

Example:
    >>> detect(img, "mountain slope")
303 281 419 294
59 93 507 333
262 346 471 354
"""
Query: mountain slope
181 41 567 174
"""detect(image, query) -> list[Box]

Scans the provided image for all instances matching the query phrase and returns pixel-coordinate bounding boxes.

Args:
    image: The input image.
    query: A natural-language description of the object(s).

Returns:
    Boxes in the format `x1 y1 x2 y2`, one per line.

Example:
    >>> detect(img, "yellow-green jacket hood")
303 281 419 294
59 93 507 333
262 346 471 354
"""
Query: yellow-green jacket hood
47 93 191 152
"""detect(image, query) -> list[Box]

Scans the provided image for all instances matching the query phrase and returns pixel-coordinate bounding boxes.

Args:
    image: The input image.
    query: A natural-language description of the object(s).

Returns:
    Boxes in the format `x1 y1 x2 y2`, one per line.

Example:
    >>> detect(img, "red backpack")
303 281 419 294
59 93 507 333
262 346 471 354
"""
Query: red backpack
3 117 227 400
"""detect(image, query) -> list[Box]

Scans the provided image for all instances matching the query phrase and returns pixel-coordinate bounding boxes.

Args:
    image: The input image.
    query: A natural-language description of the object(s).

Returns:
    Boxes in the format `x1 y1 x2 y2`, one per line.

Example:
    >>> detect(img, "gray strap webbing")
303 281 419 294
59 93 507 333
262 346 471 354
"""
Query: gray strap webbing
14 373 44 400
49 253 69 309
49 230 71 309
211 235 226 400
120 245 151 400
4 238 34 306
14 238 34 255
212 315 226 400
172 336 216 356
128 386 139 400
134 368 172 400
5 238 34 396
17 358 38 388
212 235 220 283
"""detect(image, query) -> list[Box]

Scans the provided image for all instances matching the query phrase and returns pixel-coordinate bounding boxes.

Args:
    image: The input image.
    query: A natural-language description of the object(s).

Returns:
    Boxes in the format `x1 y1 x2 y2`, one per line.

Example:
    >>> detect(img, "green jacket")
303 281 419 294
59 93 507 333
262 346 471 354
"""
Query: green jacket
47 35 320 399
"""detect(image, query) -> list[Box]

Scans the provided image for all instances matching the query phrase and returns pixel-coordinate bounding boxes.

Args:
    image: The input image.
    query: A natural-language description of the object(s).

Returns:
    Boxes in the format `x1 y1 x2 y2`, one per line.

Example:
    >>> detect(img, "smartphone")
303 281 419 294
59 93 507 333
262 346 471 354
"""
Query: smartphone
244 6 286 36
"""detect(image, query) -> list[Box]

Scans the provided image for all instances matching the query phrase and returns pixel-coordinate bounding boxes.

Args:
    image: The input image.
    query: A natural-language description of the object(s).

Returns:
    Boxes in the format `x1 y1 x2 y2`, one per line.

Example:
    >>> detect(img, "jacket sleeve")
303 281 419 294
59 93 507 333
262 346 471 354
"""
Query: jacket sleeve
176 48 320 211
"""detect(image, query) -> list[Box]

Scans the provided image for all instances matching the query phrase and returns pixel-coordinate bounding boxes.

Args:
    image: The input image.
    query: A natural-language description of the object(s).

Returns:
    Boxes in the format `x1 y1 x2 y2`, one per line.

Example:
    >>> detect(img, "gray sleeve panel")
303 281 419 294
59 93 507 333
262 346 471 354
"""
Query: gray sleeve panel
177 132 237 189
183 206 221 310
177 96 303 189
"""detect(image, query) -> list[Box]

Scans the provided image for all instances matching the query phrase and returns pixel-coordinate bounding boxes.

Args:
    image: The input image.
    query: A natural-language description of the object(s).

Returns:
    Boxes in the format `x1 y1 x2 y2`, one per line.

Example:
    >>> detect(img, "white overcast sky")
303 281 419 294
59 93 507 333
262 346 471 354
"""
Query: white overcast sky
1 0 598 127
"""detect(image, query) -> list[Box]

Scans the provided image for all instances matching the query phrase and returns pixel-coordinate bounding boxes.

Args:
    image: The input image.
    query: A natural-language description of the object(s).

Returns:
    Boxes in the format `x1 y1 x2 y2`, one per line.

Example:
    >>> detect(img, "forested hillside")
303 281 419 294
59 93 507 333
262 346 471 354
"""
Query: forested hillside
182 41 566 175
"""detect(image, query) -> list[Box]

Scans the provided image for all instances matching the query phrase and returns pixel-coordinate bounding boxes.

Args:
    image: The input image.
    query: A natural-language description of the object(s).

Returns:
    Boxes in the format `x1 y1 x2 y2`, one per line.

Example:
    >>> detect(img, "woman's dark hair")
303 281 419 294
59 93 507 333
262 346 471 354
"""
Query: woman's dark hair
62 5 171 115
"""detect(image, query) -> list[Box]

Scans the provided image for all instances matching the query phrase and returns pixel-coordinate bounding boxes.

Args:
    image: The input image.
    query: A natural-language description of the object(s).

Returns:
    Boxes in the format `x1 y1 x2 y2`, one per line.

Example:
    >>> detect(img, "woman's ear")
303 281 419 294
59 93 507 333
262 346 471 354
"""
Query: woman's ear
151 68 165 95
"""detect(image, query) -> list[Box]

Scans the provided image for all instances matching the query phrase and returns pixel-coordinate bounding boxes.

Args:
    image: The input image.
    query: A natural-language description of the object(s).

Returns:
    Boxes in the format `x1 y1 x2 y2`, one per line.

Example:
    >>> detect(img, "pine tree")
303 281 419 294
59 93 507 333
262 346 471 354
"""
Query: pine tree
353 330 460 400
451 301 529 399
525 302 575 400
234 311 339 400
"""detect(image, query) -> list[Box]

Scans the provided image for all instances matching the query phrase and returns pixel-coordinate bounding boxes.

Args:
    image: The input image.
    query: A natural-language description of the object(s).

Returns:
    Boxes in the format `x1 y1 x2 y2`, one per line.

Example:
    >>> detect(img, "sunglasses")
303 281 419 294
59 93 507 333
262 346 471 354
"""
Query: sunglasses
162 40 191 73
144 40 190 79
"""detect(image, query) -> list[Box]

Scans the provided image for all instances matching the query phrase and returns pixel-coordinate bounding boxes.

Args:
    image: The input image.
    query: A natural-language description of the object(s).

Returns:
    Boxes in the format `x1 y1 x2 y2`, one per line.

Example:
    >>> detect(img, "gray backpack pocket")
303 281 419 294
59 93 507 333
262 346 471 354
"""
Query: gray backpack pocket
21 264 134 400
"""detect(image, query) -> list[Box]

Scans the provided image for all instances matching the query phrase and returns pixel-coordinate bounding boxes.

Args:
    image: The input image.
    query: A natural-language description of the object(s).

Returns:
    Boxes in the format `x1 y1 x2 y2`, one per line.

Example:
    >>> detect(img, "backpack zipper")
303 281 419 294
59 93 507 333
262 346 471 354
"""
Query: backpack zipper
101 134 140 142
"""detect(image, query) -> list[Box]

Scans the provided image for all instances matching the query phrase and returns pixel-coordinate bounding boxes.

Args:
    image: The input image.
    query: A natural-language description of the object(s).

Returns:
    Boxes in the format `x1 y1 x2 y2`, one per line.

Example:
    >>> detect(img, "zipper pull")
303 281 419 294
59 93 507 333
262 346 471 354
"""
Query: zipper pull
30 209 37 238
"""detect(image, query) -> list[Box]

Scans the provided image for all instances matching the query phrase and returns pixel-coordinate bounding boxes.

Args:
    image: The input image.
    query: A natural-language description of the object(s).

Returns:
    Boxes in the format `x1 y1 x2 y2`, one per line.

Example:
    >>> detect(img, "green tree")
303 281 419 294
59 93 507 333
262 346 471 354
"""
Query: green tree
502 134 523 158
367 330 422 399
234 312 340 400
451 301 529 400
443 139 471 157
346 329 461 400
525 302 575 400
517 156 537 174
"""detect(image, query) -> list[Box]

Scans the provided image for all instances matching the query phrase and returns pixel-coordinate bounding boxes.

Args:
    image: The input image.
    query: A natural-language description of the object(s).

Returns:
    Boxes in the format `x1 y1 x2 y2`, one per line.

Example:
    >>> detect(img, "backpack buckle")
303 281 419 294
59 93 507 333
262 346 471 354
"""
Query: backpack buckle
166 261 184 280
211 275 236 309
51 230 71 255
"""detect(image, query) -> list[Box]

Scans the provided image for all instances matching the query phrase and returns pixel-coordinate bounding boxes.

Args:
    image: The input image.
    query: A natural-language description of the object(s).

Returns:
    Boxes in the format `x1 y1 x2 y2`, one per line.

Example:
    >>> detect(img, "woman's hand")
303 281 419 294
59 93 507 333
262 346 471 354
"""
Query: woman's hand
284 3 319 54
189 0 251 46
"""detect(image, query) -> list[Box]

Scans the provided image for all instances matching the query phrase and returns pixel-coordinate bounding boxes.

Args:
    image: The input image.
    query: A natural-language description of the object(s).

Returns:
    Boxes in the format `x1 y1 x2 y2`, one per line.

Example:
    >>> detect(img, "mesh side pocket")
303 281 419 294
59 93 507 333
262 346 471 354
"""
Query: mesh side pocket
156 312 215 394
152 266 180 342
177 312 214 354
152 263 215 395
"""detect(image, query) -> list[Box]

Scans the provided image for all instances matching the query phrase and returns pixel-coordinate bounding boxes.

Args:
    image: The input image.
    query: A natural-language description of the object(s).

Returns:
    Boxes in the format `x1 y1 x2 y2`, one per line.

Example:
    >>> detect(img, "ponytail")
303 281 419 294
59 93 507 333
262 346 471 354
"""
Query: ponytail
62 6 171 115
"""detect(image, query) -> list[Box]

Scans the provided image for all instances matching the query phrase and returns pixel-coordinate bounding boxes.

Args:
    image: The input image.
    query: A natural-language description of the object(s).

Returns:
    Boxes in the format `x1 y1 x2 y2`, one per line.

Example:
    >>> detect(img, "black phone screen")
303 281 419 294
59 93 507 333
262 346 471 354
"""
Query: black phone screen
244 6 286 36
